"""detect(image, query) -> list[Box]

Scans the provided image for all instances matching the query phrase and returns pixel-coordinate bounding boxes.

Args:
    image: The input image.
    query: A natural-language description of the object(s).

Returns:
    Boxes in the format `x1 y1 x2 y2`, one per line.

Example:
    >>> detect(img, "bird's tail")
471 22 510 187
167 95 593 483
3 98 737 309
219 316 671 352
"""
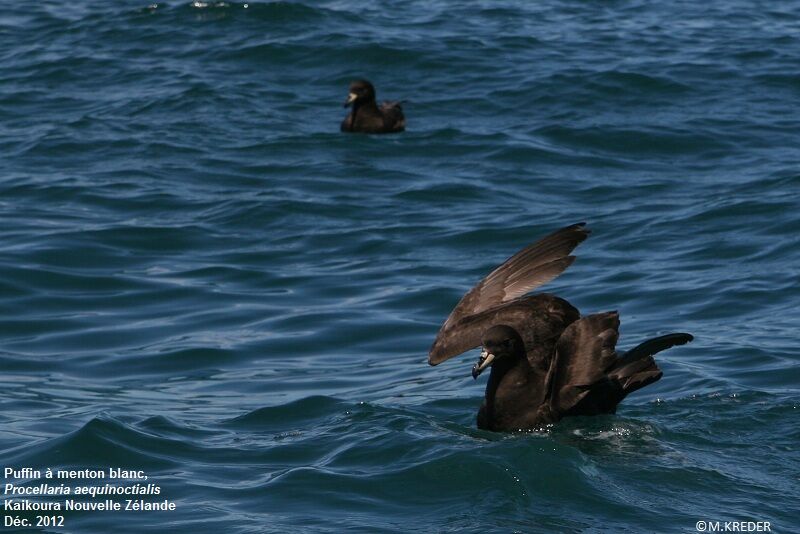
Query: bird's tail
609 333 694 397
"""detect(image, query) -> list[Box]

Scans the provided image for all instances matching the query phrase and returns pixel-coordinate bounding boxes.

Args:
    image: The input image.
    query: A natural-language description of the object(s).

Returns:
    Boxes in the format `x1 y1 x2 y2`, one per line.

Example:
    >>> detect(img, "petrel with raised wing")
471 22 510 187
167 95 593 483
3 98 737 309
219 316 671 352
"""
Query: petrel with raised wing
428 223 693 431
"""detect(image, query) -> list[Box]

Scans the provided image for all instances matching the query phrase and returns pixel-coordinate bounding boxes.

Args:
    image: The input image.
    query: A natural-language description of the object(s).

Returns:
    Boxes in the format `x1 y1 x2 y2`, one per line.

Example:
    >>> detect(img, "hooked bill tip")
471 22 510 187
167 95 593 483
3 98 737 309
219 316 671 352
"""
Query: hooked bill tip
471 351 494 379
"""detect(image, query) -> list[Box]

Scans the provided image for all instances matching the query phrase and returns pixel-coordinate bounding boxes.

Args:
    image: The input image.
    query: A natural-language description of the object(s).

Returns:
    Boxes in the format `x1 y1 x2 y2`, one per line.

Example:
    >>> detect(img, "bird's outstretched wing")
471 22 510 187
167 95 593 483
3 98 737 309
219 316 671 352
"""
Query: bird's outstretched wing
428 223 590 365
547 314 693 416
546 311 621 415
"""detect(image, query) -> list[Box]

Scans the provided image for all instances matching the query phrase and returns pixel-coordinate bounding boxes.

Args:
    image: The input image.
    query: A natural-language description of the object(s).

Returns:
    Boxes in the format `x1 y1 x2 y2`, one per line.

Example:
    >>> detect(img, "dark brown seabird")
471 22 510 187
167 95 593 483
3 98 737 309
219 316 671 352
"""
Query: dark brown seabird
428 223 693 432
341 80 405 134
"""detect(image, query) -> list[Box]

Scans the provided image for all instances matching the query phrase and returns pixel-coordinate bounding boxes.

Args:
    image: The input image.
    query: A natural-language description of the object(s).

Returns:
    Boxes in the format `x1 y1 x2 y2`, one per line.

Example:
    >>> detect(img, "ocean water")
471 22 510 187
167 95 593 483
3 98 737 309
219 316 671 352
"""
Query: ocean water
1 0 799 532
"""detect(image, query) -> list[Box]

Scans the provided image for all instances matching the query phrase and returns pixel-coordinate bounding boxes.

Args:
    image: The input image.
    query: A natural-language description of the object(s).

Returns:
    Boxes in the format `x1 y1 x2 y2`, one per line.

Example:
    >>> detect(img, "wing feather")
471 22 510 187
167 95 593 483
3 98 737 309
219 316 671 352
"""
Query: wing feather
546 312 620 414
429 223 590 365
443 223 588 329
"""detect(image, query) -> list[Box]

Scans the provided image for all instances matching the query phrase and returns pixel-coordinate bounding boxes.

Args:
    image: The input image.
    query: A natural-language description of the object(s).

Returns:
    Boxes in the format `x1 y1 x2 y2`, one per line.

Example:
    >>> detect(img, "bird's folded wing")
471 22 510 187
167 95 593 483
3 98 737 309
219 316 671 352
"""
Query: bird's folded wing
380 101 405 131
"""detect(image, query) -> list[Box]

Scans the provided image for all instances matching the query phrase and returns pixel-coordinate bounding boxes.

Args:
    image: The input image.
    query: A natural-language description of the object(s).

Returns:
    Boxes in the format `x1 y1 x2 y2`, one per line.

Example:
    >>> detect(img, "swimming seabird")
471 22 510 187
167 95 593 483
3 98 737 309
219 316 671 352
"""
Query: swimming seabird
428 223 693 431
340 80 405 134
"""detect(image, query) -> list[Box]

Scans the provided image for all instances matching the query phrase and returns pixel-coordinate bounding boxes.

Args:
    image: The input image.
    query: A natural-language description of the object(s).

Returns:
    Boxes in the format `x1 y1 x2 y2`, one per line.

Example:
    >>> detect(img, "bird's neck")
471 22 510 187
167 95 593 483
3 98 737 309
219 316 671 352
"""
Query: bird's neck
484 353 529 429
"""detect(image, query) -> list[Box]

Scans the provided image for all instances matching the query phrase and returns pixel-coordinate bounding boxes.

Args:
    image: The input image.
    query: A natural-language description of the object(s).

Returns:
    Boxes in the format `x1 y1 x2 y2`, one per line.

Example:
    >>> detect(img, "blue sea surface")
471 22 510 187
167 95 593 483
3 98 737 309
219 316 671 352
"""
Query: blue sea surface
1 1 799 532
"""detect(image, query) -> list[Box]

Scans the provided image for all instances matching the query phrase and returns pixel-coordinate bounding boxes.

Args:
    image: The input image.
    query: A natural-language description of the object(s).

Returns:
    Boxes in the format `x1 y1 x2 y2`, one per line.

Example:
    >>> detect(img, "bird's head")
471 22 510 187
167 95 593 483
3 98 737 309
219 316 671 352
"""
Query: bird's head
344 79 376 107
472 325 525 379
